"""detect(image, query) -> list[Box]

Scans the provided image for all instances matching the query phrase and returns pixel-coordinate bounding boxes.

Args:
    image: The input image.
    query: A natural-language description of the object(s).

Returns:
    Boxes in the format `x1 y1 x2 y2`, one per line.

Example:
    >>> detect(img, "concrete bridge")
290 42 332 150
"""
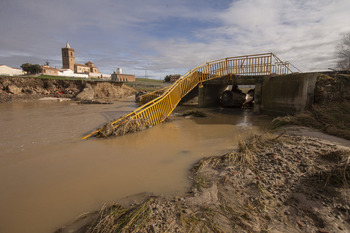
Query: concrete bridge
83 53 311 139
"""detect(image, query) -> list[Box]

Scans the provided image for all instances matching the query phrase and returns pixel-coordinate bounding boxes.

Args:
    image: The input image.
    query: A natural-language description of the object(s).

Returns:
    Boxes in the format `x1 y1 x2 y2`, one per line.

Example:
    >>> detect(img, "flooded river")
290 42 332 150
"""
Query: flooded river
0 97 270 233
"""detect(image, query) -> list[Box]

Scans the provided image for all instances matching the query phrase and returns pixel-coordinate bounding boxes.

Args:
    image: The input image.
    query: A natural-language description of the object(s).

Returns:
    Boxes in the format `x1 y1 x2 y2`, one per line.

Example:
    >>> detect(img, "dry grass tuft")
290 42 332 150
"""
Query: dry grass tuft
270 101 350 140
317 163 350 187
224 134 286 168
270 112 322 130
321 150 349 162
88 199 153 233
313 102 350 140
313 150 350 187
192 134 287 175
191 156 221 174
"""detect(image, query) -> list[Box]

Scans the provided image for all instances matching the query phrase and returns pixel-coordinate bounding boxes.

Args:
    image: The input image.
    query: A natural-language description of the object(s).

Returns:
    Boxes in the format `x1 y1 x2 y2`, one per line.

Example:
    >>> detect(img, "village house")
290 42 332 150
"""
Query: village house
169 74 181 83
111 73 136 82
74 63 91 73
41 65 60 75
111 68 135 82
0 65 26 76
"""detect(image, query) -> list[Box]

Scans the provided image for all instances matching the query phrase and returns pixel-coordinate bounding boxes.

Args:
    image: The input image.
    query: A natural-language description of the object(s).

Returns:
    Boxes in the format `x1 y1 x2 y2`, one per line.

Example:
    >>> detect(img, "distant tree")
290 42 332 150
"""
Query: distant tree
21 63 42 74
336 32 350 71
45 60 50 66
20 63 31 72
32 64 42 74
164 75 171 82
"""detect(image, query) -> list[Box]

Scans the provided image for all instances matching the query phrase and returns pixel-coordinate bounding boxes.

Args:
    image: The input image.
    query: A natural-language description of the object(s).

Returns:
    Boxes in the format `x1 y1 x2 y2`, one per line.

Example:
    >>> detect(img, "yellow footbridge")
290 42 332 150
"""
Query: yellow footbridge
82 53 299 139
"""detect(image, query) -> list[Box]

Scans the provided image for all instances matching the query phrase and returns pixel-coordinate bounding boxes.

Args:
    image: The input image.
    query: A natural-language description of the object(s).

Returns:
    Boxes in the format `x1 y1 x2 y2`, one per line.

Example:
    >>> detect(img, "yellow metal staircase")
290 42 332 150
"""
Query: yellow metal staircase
82 53 299 139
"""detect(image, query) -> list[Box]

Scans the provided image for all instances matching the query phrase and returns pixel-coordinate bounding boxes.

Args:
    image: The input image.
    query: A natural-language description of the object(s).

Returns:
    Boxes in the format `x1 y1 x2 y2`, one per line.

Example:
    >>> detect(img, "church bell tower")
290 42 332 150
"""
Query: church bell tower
62 42 75 70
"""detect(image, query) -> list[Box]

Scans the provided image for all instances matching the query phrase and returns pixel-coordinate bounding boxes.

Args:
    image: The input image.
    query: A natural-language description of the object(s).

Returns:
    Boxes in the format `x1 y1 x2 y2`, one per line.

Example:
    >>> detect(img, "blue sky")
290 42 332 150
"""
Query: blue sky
1 0 350 79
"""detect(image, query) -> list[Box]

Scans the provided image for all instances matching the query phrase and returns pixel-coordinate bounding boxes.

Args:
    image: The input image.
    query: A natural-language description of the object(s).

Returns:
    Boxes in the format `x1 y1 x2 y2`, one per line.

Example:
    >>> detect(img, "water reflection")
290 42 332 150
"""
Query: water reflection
237 110 254 127
187 107 268 128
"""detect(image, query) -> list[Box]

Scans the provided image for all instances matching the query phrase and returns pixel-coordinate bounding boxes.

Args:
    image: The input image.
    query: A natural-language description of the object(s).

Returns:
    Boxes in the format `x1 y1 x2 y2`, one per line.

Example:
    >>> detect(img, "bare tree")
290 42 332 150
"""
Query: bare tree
336 32 350 71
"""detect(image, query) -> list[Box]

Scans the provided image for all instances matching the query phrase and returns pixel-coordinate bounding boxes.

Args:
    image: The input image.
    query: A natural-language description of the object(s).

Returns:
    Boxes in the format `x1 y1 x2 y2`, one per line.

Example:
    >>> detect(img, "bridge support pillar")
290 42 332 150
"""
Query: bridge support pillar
198 84 228 107
257 73 317 116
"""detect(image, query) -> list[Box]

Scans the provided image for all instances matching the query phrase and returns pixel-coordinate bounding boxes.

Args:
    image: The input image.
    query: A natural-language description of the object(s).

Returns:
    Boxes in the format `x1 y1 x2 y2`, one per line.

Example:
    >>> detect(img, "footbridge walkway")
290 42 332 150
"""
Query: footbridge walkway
82 53 299 139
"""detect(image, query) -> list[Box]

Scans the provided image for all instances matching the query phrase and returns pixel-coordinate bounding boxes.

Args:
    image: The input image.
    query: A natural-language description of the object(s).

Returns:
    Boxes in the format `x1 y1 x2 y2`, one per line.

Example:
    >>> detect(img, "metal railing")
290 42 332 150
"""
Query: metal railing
82 53 299 139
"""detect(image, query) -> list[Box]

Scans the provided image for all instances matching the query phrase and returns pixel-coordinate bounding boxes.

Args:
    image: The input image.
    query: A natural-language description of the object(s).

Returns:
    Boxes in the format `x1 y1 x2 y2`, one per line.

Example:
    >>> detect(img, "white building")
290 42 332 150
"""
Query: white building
58 69 88 78
0 65 26 76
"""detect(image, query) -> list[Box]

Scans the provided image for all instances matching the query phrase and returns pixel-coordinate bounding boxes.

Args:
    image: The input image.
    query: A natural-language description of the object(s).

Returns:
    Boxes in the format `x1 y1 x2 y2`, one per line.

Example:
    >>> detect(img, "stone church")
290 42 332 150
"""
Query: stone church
62 42 99 75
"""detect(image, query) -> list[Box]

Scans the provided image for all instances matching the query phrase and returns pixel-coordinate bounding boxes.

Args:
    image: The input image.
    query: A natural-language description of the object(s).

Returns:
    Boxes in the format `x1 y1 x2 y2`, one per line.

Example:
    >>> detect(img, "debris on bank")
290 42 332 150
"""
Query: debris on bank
99 117 150 137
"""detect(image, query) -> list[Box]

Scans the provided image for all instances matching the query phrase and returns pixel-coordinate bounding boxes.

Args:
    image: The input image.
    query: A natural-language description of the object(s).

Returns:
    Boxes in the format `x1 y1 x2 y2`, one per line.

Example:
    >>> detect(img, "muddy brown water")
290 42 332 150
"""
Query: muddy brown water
0 97 271 233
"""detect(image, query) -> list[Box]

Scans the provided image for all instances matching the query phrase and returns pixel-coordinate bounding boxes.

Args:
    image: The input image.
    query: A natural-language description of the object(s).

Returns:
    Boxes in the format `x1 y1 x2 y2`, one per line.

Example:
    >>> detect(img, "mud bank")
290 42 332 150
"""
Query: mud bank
0 76 136 102
58 130 350 233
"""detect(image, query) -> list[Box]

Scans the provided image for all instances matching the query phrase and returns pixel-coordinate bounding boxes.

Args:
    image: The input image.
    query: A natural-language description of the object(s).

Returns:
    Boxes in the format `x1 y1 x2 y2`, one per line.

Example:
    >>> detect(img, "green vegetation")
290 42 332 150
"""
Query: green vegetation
135 78 163 83
33 75 77 80
18 74 97 81
164 75 170 82
126 78 171 92
20 63 42 74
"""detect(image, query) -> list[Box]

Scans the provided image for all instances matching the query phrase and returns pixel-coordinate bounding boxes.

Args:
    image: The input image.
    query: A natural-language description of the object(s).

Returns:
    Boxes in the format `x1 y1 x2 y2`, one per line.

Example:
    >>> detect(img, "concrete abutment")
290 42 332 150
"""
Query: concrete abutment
196 73 318 116
256 73 317 116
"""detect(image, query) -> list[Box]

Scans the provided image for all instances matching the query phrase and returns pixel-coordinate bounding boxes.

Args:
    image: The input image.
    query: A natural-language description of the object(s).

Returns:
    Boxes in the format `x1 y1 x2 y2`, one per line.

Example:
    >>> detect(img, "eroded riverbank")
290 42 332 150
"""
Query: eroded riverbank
0 98 270 233
0 76 136 103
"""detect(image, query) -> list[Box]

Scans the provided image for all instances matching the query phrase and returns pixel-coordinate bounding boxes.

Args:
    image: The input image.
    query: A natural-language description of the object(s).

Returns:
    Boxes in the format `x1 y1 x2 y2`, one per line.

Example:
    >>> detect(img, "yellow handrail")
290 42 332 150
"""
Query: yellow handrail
82 53 297 139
